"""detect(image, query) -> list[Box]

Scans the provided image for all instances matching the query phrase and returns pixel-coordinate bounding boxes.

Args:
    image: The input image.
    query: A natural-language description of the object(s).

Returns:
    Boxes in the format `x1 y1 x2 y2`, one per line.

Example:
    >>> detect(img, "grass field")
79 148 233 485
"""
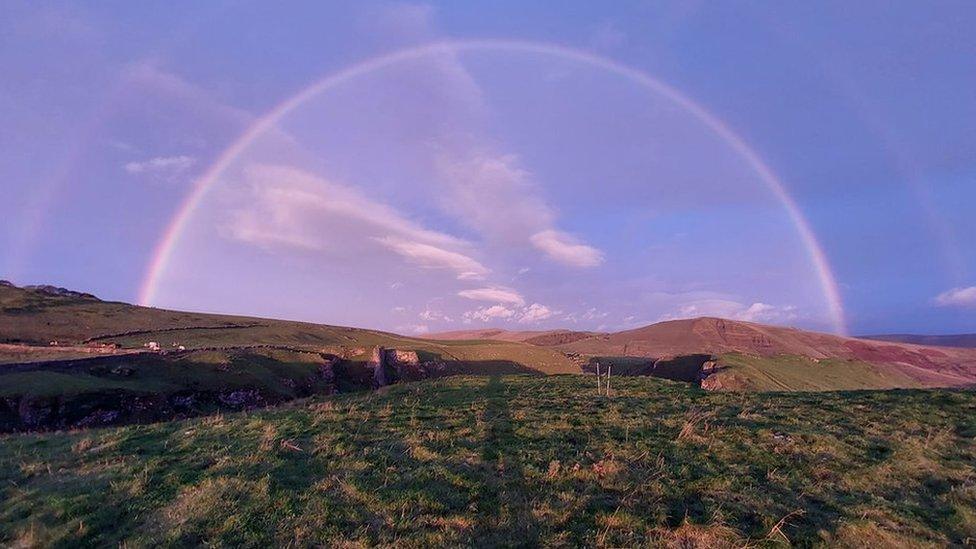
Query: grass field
710 353 926 392
2 375 974 546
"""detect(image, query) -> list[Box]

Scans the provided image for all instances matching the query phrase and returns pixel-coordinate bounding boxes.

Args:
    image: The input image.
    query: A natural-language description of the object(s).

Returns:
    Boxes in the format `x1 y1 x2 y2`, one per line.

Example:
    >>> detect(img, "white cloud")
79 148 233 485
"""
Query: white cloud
377 238 488 280
463 305 517 323
397 324 430 334
457 287 525 306
458 300 560 325
392 306 406 314
435 151 552 237
224 164 487 280
934 286 976 308
124 155 195 175
419 308 452 322
563 307 608 323
530 230 604 267
658 299 798 324
519 303 558 323
376 17 605 271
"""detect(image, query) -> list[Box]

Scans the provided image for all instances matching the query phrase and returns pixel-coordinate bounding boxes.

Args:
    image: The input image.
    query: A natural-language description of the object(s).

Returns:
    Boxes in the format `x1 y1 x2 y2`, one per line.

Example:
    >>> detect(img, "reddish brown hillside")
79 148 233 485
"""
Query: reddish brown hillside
558 317 976 388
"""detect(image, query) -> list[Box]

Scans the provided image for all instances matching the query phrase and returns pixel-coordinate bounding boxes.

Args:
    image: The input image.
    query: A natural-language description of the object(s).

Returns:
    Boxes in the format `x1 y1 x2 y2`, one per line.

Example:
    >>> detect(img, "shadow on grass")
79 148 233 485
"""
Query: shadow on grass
472 376 541 546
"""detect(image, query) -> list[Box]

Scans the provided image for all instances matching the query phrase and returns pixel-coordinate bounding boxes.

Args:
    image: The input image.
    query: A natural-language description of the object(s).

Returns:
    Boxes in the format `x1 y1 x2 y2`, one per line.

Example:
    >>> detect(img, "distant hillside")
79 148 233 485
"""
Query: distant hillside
413 317 976 391
552 317 976 390
861 333 976 348
0 282 576 374
0 282 581 431
4 282 976 394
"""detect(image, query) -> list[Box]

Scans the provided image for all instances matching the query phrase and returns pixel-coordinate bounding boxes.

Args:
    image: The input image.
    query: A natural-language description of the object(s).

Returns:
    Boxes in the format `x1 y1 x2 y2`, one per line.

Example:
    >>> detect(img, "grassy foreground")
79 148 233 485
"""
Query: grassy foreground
2 376 975 547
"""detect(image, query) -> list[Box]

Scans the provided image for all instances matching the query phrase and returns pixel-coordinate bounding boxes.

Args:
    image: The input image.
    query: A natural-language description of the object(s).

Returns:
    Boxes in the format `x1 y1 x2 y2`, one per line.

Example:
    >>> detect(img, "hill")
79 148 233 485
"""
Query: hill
3 281 976 404
862 333 976 348
552 317 976 391
2 375 974 546
0 283 577 431
0 282 575 374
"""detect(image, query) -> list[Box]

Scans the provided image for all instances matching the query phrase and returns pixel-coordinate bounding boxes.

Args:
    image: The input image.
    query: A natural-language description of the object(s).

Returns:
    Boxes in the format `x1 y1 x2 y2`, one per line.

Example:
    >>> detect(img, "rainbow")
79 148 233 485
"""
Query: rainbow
137 39 849 334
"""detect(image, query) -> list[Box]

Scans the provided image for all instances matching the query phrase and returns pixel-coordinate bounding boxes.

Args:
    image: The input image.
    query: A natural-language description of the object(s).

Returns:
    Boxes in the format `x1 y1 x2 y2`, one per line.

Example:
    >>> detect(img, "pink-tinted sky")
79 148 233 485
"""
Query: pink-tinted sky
1 1 974 335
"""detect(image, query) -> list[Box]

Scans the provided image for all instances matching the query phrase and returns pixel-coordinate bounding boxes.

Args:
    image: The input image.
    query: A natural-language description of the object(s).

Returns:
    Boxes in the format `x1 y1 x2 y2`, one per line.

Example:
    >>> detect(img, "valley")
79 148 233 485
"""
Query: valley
3 282 976 432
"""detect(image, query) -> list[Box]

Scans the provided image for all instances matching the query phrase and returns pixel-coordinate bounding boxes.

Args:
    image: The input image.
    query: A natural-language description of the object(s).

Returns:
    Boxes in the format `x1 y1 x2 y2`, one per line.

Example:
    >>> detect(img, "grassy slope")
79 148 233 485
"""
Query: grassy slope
0 348 329 399
862 334 976 349
711 353 927 392
0 284 577 375
2 375 974 547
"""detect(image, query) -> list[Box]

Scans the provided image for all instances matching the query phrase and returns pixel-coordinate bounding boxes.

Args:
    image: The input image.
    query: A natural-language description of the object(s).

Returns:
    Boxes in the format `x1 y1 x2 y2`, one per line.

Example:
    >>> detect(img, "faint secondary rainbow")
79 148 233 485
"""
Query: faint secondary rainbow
138 39 849 334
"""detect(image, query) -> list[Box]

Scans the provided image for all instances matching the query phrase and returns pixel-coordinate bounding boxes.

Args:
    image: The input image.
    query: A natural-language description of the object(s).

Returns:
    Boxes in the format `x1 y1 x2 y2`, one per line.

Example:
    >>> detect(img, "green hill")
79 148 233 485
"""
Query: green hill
2 375 974 546
0 282 576 374
0 283 579 431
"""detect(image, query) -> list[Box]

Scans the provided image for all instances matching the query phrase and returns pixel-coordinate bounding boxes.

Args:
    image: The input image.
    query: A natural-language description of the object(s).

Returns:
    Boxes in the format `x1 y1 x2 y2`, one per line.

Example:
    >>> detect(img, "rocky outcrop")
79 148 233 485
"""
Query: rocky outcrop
368 347 390 388
384 349 423 380
23 284 99 300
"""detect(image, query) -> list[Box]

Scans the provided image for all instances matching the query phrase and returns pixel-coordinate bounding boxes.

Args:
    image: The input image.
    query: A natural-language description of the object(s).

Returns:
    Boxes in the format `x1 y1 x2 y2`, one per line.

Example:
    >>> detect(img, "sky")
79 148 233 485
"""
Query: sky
1 1 974 336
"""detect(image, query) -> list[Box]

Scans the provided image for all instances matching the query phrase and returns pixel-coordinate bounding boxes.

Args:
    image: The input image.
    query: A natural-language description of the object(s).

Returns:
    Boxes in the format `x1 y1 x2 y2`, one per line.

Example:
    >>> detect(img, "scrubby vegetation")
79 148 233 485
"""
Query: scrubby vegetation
2 375 974 546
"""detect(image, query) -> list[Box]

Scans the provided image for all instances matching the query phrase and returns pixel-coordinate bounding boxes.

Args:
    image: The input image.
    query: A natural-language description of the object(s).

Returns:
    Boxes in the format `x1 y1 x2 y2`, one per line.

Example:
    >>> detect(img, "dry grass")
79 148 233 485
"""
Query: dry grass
1 375 974 546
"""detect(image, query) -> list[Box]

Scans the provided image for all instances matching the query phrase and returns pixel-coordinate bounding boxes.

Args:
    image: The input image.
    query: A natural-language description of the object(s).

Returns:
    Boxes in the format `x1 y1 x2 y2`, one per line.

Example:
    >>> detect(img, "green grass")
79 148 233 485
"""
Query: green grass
2 375 974 546
714 353 924 391
0 284 577 374
0 349 329 399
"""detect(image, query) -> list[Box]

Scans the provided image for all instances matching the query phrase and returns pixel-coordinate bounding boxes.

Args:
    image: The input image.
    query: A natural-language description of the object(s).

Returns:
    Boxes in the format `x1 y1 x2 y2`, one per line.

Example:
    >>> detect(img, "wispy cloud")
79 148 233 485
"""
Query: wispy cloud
459 300 561 325
124 155 195 175
658 299 798 324
563 308 608 323
419 308 451 322
457 286 525 306
530 230 604 267
370 7 604 270
397 323 430 334
377 238 488 279
519 303 559 323
463 305 517 323
934 286 976 307
225 163 486 279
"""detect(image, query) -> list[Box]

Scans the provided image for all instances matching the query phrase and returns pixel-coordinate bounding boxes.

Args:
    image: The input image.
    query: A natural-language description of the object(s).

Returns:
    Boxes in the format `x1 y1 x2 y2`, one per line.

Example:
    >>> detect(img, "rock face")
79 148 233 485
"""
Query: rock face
23 284 98 300
384 349 423 381
368 347 389 388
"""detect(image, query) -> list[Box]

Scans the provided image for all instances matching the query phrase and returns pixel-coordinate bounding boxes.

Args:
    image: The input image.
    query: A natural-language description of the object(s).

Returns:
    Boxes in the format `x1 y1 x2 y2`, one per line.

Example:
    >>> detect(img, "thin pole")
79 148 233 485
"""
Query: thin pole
606 364 611 397
596 362 601 393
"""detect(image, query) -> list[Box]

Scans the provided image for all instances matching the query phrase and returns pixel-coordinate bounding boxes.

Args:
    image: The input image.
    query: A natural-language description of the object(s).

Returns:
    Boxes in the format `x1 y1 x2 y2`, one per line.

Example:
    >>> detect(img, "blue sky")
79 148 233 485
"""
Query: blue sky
1 1 974 335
